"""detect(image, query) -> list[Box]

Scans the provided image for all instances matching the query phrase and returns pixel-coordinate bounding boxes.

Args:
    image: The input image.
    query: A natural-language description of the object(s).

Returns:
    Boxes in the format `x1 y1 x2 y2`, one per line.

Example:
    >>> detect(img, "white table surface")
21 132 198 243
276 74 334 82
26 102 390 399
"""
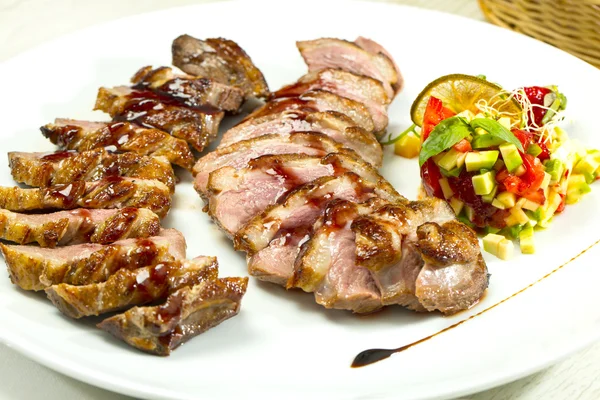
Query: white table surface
1 0 599 399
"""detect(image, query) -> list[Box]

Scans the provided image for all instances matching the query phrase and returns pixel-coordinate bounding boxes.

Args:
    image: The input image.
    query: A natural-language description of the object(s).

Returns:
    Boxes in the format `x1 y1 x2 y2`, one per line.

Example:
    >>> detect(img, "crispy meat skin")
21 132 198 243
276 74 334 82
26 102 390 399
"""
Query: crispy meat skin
42 119 194 171
218 110 383 167
9 149 176 193
46 256 218 319
0 229 186 291
172 35 270 99
245 90 375 133
206 153 384 237
273 69 390 134
192 132 349 197
98 276 248 355
131 66 244 112
0 208 160 248
95 86 224 152
297 38 399 98
0 178 172 218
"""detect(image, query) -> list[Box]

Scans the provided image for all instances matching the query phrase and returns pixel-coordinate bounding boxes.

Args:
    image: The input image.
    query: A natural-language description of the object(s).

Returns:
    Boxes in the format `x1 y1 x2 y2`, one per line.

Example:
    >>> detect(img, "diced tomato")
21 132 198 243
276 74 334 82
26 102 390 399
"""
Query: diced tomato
495 153 546 204
521 153 546 190
512 129 532 151
556 194 566 214
420 159 444 199
523 86 552 127
536 139 551 161
421 96 455 141
453 139 472 153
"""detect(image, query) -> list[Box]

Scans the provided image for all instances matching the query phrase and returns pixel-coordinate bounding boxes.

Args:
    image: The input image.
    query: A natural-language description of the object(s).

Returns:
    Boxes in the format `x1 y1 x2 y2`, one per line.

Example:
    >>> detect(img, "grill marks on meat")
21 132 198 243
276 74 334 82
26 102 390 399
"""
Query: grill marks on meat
218 110 383 167
192 132 349 196
206 153 385 237
131 66 244 112
234 174 403 285
98 275 248 356
172 35 270 99
297 38 400 98
9 149 176 193
42 119 195 171
1 229 185 291
95 86 224 152
0 178 172 218
0 208 160 248
45 256 217 319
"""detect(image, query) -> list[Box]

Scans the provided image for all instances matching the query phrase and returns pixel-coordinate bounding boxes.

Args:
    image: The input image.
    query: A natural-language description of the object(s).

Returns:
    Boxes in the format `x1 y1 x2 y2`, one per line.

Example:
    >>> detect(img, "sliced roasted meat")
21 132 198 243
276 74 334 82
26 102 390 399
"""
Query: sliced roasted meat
131 66 244 112
218 110 382 167
95 86 224 152
207 153 383 236
0 229 186 291
9 149 176 193
172 34 270 99
273 69 390 134
297 38 399 98
98 276 248 355
0 208 160 248
193 132 348 196
354 36 404 94
414 221 488 314
41 119 194 171
235 173 403 285
45 256 218 319
289 199 388 313
0 177 171 218
245 90 375 133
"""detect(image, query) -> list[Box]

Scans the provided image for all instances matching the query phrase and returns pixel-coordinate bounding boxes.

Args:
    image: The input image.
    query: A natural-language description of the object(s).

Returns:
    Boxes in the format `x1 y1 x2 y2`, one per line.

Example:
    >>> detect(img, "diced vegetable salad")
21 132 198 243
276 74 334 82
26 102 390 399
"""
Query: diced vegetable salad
390 75 598 259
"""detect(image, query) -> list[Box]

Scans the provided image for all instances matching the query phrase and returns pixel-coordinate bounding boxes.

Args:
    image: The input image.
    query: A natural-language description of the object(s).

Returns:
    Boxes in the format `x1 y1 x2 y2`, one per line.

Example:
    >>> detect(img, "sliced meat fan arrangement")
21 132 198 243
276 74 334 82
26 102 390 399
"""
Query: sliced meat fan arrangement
0 34 271 355
194 37 489 315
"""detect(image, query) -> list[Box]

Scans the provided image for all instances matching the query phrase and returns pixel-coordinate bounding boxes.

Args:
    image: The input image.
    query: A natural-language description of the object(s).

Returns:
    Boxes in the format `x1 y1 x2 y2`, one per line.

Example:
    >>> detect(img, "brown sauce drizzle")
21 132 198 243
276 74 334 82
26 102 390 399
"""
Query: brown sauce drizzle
96 208 138 244
41 150 76 162
351 237 600 368
128 85 219 115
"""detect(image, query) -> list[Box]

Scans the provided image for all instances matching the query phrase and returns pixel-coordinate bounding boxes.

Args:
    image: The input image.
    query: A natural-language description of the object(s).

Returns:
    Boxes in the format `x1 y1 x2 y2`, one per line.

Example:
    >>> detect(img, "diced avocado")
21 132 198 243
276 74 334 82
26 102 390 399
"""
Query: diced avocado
438 148 464 171
499 143 523 173
505 224 524 239
465 151 500 172
449 197 464 215
519 227 535 254
544 159 565 183
464 205 475 222
472 171 496 195
440 165 463 178
483 233 514 260
566 175 591 204
509 206 530 225
481 185 498 203
439 178 454 199
491 198 506 209
496 191 516 208
394 132 421 158
573 154 600 177
472 135 505 149
527 143 543 157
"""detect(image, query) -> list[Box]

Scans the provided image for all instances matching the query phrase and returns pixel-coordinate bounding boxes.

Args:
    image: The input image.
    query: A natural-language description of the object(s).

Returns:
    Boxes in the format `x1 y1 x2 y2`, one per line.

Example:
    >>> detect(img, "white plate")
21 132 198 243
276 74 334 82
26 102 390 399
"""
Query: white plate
1 1 599 399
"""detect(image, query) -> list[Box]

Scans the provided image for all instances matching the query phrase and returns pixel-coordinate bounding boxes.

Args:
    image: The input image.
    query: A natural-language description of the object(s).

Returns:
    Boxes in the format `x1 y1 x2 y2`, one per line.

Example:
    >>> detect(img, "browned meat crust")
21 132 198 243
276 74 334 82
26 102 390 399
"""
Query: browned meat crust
41 119 195 171
9 149 176 193
0 208 160 248
0 177 171 218
98 276 248 355
0 229 186 291
45 256 218 319
172 34 270 99
95 86 224 152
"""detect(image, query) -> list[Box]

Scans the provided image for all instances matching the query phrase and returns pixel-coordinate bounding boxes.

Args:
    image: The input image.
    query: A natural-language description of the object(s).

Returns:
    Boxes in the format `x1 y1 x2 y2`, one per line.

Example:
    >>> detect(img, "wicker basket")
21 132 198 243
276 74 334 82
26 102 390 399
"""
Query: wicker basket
479 0 600 68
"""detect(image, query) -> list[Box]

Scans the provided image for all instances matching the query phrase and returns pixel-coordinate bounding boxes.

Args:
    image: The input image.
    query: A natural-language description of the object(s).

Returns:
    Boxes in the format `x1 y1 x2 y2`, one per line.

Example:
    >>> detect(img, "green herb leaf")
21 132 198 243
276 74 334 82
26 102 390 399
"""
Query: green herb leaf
419 117 473 166
380 123 417 145
470 118 524 152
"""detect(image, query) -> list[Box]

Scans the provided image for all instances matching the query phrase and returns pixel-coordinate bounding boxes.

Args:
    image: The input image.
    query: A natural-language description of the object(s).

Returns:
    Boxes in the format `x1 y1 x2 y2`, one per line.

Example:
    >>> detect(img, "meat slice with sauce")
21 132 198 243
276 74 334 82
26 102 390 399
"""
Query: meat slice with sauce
98 275 248 356
41 119 194 171
0 229 186 291
206 153 384 237
193 132 348 197
172 35 270 99
0 208 160 248
9 149 176 193
274 69 390 134
297 38 400 98
234 174 403 286
245 90 375 133
95 86 224 152
218 110 382 167
45 256 217 319
0 177 171 218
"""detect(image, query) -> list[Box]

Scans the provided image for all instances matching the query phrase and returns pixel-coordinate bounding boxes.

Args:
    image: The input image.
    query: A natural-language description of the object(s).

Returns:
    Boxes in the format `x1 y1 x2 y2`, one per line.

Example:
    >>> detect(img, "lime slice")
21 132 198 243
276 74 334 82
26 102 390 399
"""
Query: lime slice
410 74 522 127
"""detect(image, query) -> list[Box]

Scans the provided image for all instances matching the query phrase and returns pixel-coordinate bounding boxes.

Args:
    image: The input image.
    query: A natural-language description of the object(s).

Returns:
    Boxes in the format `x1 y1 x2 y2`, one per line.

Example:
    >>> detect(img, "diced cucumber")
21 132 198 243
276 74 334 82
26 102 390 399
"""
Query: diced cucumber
465 151 500 172
472 171 496 195
527 143 543 157
519 227 535 254
481 185 498 203
499 143 523 172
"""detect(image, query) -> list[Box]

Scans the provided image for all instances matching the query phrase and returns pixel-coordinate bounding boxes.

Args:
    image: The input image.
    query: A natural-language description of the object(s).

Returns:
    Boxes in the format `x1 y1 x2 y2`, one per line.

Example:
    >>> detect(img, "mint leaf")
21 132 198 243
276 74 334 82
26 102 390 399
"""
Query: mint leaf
470 118 524 152
419 117 473 166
